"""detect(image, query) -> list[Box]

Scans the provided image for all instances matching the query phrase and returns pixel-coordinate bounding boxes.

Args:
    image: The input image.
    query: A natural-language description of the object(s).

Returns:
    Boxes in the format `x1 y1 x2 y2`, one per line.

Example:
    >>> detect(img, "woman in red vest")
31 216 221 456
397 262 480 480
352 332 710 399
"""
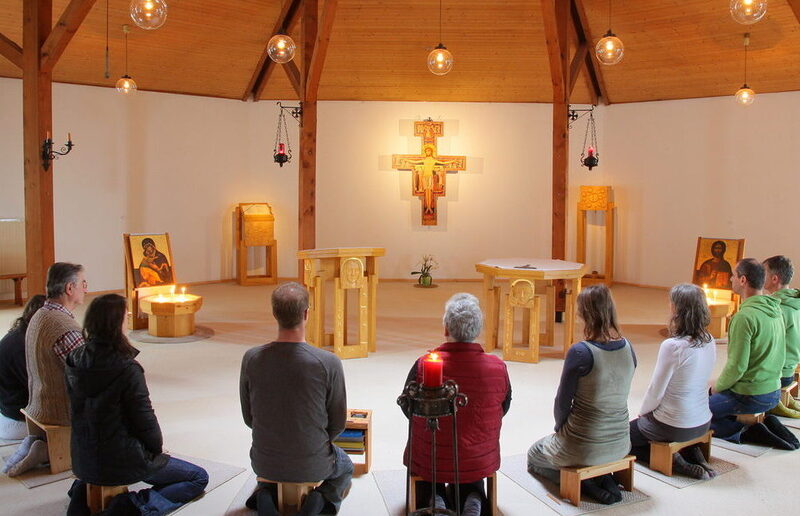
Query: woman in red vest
401 293 511 516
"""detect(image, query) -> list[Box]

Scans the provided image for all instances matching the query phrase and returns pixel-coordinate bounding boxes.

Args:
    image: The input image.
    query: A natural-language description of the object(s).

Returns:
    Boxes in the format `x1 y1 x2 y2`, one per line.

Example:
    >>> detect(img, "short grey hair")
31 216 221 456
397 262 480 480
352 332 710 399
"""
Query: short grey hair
443 293 483 342
46 262 84 299
271 282 309 329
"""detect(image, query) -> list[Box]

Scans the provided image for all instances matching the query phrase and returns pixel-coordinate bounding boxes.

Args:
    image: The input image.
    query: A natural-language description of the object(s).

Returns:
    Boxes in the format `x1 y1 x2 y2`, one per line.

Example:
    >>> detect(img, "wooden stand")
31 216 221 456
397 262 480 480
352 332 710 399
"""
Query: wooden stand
256 478 321 514
576 186 615 287
736 413 765 425
649 431 713 477
0 273 26 305
345 409 372 476
476 259 586 361
409 473 498 515
138 294 204 338
20 409 71 474
298 248 385 359
560 455 635 507
87 484 128 513
236 203 278 285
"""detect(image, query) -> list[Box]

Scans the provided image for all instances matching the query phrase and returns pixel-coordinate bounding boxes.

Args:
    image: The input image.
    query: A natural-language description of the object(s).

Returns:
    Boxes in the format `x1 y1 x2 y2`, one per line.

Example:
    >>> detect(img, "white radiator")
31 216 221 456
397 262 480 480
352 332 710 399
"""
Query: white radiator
0 219 25 298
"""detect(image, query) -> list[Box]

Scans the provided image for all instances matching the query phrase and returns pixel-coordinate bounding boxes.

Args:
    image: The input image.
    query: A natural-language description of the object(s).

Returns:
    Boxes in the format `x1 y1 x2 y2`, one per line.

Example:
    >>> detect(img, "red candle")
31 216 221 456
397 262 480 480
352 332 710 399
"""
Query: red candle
422 352 444 387
587 146 595 156
278 143 286 154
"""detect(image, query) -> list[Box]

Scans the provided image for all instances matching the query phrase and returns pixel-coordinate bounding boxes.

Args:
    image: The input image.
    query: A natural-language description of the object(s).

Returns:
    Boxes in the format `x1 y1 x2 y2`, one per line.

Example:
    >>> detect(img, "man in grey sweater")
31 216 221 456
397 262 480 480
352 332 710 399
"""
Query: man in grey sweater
240 282 352 516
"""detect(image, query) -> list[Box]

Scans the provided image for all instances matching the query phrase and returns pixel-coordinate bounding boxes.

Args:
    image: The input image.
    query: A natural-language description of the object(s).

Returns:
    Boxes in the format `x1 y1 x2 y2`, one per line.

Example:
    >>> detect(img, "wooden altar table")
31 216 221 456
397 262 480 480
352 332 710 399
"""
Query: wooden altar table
475 258 586 363
298 247 385 359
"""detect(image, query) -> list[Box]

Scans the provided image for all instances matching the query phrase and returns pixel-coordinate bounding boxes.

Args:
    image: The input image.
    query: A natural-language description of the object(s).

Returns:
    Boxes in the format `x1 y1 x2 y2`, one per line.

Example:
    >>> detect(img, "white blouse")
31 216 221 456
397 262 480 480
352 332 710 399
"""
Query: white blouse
639 336 716 428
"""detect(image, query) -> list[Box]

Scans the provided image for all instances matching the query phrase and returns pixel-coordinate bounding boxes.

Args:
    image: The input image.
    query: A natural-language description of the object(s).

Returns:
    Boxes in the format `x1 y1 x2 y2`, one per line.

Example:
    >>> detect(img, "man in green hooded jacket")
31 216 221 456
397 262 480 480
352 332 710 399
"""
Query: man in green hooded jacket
763 255 800 417
710 259 798 449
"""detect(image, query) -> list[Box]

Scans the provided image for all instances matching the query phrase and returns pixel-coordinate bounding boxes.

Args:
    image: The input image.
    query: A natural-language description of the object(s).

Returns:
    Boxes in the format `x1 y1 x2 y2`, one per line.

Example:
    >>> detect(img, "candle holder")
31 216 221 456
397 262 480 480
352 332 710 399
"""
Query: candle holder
41 134 74 171
397 379 468 516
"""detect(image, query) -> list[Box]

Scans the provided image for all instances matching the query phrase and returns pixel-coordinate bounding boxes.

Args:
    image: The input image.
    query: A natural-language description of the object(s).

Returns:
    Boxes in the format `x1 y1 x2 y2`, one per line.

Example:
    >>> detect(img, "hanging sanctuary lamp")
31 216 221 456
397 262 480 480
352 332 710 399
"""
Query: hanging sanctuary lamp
580 109 599 170
273 102 302 166
427 0 454 75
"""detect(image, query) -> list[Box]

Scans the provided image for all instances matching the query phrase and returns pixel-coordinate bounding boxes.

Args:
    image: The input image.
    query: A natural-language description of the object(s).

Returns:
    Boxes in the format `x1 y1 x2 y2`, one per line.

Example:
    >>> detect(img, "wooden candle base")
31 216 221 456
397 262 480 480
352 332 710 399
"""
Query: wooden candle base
139 295 203 338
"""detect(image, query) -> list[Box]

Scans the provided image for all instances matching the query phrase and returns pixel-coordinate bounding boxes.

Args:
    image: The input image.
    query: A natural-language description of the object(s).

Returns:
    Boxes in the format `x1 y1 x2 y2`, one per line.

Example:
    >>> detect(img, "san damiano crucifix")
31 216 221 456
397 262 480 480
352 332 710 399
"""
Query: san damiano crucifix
392 118 467 225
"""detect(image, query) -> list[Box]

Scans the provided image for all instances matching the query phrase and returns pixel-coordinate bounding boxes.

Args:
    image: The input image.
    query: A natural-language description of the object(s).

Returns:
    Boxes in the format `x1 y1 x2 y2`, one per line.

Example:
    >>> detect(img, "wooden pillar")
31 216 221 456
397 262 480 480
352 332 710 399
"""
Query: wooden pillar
298 0 319 277
23 0 54 296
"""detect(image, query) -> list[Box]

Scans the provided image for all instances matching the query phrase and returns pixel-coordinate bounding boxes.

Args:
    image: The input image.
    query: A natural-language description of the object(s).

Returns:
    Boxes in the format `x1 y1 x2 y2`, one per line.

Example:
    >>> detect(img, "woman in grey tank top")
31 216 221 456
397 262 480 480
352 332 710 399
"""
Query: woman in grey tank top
527 285 636 505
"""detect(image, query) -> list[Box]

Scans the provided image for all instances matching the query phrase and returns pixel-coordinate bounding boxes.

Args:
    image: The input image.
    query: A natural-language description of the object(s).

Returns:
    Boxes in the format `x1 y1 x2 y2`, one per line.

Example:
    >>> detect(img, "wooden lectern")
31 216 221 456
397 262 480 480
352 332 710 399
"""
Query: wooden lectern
236 203 278 285
576 186 615 287
297 247 385 359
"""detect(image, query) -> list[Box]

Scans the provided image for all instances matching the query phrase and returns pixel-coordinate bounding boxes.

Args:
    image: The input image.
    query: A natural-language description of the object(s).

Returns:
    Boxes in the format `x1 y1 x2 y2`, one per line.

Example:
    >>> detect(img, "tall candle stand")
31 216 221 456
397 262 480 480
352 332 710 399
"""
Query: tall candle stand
397 379 468 516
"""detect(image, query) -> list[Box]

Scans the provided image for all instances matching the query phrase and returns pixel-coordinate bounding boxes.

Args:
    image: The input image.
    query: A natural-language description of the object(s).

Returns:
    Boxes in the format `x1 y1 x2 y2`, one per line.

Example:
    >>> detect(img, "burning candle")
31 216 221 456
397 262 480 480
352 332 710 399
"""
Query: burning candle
181 287 186 296
170 285 176 296
68 132 72 142
422 352 444 387
278 143 286 154
587 146 595 156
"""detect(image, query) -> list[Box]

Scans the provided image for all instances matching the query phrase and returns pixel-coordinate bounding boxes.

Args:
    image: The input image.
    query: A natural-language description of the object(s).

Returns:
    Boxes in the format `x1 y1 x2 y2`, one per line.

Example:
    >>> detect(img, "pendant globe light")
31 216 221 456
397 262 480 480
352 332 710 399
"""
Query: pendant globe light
116 25 137 94
267 0 296 63
595 0 624 65
130 0 168 30
730 0 767 25
735 33 755 106
427 0 453 75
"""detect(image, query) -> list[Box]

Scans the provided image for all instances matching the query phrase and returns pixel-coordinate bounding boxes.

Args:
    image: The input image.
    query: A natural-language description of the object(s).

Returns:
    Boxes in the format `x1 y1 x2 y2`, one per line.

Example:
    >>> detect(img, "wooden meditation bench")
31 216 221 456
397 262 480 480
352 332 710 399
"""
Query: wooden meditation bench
781 380 799 405
560 455 635 507
409 473 498 515
19 408 71 474
255 478 321 514
736 413 765 425
0 273 25 306
87 484 129 514
649 430 713 476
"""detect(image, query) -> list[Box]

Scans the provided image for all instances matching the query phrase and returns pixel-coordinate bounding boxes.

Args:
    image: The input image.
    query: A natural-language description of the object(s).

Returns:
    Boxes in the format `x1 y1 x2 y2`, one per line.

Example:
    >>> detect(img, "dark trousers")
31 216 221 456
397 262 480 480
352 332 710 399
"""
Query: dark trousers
781 376 794 388
629 413 711 462
67 457 209 516
709 389 781 442
415 479 489 516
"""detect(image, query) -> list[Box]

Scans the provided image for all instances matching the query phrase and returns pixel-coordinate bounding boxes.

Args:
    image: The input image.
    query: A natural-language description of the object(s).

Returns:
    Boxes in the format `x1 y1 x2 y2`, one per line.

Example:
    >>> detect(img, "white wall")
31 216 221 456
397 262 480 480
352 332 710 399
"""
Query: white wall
1 76 799 292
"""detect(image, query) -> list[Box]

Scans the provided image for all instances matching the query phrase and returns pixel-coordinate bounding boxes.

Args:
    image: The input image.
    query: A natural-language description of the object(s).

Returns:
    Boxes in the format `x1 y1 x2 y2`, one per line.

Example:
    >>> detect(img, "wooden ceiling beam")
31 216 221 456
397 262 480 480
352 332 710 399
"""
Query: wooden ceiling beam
542 0 568 104
573 0 609 104
283 59 303 98
0 31 23 68
40 0 97 74
244 0 303 101
568 41 587 96
305 0 339 102
789 1 800 25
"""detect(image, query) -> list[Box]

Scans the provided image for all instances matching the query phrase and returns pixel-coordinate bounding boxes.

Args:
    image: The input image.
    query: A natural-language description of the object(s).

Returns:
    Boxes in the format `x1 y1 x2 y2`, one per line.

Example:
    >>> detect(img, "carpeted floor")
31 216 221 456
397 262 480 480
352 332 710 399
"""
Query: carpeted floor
1 282 798 515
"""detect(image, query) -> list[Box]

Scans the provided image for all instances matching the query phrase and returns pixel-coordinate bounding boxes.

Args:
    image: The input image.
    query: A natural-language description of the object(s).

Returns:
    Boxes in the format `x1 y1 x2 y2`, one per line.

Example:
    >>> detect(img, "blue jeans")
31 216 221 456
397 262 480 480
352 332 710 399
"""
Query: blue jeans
781 376 794 388
709 389 781 442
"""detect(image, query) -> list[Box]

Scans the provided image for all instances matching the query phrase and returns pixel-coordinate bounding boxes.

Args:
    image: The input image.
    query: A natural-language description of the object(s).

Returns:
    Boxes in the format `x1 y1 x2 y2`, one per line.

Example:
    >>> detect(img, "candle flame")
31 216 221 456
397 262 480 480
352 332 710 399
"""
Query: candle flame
170 285 176 295
428 352 440 361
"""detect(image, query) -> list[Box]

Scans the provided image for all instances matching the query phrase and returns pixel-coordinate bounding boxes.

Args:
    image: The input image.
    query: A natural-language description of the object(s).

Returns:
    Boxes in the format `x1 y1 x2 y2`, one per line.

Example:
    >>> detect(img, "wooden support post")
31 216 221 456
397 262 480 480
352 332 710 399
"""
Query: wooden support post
0 32 23 68
789 0 800 26
23 0 55 296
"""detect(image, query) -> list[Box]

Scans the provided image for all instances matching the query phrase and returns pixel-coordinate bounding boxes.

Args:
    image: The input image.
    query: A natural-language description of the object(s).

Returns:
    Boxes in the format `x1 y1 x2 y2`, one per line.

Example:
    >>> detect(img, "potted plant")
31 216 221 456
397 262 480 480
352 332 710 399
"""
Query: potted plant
411 254 438 287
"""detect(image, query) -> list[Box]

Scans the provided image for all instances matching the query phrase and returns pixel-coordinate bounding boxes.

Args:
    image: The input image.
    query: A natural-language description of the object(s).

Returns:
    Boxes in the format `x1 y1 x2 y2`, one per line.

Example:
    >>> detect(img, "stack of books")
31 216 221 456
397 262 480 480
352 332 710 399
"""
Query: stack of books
334 429 366 455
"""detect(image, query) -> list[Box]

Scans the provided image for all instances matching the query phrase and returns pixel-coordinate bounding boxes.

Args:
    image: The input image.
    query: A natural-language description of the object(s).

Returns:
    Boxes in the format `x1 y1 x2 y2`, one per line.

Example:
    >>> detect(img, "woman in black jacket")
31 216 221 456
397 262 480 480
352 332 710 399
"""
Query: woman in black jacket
65 294 208 515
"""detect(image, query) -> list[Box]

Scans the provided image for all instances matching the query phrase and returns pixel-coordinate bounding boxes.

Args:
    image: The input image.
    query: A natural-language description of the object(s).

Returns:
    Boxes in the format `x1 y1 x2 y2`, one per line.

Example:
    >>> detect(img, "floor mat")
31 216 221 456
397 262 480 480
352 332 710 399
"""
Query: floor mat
633 456 738 488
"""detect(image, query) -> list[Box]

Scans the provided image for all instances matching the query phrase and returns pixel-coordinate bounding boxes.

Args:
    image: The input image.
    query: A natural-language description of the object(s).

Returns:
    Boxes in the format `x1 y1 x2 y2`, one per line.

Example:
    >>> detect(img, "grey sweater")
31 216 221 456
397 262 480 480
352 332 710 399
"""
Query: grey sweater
240 341 347 482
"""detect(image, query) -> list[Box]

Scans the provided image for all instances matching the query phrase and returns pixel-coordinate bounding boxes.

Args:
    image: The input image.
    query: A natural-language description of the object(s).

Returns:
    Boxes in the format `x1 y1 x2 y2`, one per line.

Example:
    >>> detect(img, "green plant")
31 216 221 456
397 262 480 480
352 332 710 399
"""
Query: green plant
411 254 439 278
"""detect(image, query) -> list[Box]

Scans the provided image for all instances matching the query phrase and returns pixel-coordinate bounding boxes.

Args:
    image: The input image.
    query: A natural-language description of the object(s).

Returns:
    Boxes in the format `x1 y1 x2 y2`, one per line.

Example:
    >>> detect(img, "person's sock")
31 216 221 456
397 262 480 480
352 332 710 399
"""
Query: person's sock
6 438 49 477
245 490 258 511
461 491 482 516
2 435 39 474
764 415 800 450
768 401 800 419
255 486 279 516
680 446 717 478
297 490 325 516
596 474 622 502
741 422 794 450
580 477 616 505
672 452 709 479
434 494 447 510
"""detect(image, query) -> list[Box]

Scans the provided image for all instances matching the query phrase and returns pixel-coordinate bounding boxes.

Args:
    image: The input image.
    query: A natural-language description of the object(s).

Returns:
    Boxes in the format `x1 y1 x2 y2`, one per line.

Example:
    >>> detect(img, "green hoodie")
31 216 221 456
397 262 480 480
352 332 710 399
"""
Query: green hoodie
715 294 785 395
772 288 800 378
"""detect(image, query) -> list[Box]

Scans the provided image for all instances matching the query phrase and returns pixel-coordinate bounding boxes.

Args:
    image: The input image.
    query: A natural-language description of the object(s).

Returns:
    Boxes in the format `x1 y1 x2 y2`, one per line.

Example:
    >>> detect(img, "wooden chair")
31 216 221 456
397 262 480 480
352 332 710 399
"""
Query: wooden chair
19 409 71 474
408 473 498 515
735 413 765 425
256 478 321 514
781 381 799 405
559 455 635 507
87 484 128 514
649 431 713 476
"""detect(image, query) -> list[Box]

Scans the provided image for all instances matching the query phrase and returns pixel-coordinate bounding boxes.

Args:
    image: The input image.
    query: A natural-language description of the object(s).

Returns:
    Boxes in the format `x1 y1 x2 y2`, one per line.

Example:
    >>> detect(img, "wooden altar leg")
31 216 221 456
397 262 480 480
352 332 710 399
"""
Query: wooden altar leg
529 297 541 363
502 294 513 358
521 309 530 345
563 277 581 357
543 283 555 347
483 274 497 351
359 283 369 354
311 275 324 347
334 278 345 356
368 272 378 353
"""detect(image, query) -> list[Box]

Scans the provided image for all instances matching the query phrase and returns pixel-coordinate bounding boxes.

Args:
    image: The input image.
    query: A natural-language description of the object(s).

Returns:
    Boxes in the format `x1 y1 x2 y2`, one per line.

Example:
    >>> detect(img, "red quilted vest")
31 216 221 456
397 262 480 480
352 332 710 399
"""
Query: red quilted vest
404 342 510 484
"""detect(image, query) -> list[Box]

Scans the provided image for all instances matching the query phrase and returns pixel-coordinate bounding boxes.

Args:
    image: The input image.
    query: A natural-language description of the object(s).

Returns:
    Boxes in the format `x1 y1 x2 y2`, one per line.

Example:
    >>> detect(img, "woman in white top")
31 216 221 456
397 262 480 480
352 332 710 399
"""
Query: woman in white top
629 283 717 479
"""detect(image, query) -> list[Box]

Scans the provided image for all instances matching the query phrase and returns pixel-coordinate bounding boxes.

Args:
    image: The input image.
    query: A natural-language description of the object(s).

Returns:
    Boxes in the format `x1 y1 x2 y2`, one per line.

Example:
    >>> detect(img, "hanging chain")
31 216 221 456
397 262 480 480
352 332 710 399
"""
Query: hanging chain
273 107 292 158
439 0 443 44
579 111 598 162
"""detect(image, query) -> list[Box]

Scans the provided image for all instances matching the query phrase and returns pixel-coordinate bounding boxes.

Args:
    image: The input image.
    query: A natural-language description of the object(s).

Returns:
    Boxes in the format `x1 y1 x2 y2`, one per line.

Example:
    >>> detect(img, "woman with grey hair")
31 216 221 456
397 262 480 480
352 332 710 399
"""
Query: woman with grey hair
629 283 717 479
401 293 511 516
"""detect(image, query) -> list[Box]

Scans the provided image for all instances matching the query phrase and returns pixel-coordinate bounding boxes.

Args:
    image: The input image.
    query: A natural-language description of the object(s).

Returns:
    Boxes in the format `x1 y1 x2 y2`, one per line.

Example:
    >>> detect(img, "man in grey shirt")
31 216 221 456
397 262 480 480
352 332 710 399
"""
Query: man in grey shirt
240 282 352 516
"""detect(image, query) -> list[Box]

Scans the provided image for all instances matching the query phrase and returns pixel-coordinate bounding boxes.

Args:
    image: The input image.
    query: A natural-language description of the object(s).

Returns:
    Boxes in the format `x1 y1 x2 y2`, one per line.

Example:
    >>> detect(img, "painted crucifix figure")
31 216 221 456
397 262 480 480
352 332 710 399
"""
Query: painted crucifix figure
392 118 467 225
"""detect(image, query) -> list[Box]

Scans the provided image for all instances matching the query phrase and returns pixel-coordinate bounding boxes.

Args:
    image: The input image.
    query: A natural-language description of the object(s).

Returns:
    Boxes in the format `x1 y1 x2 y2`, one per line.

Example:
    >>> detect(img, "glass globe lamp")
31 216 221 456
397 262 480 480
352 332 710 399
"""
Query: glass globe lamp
116 75 138 94
130 0 168 30
596 31 624 65
735 85 755 106
267 33 296 64
730 0 767 25
427 44 454 76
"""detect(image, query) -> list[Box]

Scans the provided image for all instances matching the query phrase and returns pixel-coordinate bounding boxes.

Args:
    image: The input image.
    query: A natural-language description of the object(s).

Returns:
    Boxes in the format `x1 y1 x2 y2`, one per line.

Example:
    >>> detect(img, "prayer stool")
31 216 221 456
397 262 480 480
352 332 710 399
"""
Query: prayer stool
735 413 765 425
408 473 498 515
87 484 128 513
649 431 713 476
781 381 799 405
795 364 800 383
559 455 635 507
256 478 321 514
19 409 71 474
